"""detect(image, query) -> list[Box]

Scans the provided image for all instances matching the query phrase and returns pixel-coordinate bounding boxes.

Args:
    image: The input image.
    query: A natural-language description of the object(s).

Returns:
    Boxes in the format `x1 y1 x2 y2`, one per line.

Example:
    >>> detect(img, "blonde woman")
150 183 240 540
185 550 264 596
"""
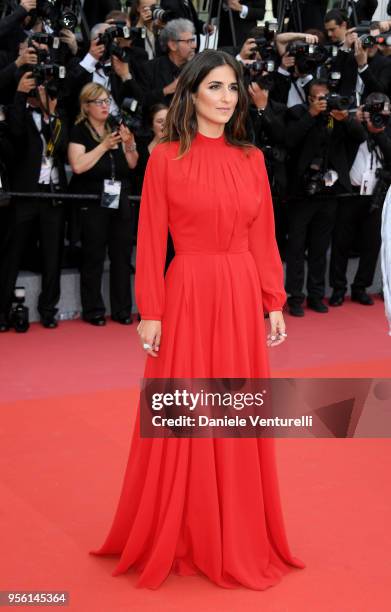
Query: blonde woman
68 83 138 326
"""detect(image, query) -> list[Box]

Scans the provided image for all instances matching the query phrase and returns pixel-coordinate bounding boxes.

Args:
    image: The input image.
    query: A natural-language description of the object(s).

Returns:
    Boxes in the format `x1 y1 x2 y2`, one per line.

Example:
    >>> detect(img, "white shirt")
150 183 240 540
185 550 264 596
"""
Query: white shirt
278 68 313 108
31 110 59 185
350 140 383 186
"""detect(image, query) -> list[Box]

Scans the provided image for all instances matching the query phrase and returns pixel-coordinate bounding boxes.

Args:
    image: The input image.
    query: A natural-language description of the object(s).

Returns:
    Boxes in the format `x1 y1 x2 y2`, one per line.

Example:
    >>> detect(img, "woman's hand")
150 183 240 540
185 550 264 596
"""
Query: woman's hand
102 131 122 151
119 123 134 145
267 311 287 347
137 320 161 357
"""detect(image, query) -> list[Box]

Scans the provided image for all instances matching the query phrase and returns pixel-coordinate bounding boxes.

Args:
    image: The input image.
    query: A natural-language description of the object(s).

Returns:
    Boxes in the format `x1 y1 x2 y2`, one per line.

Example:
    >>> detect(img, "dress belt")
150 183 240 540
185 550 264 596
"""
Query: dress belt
175 249 250 255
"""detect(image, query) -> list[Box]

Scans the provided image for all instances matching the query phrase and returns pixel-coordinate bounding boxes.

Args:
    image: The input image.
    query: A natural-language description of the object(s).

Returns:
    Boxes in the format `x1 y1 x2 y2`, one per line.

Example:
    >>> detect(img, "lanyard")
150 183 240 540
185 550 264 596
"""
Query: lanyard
87 120 116 181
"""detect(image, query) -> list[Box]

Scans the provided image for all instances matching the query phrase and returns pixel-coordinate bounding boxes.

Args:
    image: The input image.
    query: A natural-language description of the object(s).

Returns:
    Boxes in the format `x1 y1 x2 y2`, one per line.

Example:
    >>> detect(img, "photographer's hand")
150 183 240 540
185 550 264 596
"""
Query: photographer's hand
248 82 269 110
60 28 78 56
280 51 295 70
344 27 358 49
89 37 105 61
15 46 37 67
111 55 131 80
17 71 36 94
308 96 327 117
163 78 178 96
21 0 36 11
227 0 243 12
119 124 134 145
354 38 368 67
239 38 257 61
102 131 122 151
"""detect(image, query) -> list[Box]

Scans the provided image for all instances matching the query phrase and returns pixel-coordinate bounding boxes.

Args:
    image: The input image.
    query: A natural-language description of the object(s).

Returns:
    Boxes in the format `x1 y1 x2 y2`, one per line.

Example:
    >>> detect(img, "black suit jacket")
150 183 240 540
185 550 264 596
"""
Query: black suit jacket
272 0 328 31
213 0 266 48
138 54 182 107
6 92 68 192
285 104 366 195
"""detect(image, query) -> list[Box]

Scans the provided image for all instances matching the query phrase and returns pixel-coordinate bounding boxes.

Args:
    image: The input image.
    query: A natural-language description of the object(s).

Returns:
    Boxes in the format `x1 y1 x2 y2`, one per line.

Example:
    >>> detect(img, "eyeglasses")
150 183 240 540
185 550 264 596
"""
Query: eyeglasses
87 98 112 106
175 37 196 45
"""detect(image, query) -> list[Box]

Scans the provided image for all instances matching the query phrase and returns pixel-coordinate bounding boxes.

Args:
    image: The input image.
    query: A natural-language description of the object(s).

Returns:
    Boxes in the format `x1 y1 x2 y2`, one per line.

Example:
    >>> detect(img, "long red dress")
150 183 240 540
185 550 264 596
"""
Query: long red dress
91 132 305 589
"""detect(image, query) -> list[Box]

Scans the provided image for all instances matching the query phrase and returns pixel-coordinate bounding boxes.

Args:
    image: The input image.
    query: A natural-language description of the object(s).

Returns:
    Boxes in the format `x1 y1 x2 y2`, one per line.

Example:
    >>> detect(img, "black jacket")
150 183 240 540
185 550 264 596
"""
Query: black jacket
6 92 68 192
82 0 121 29
213 0 266 48
285 104 367 195
138 54 182 107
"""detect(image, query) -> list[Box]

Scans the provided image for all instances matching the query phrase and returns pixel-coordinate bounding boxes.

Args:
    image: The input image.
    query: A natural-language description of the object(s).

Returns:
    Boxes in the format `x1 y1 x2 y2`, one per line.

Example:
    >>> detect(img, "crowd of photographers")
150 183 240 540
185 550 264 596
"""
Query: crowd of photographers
0 0 391 331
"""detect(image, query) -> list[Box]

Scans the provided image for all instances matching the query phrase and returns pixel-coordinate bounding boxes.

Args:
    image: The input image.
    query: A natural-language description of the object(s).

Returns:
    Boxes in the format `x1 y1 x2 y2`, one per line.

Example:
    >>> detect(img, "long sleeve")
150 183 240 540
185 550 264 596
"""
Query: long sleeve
248 149 286 313
135 145 169 320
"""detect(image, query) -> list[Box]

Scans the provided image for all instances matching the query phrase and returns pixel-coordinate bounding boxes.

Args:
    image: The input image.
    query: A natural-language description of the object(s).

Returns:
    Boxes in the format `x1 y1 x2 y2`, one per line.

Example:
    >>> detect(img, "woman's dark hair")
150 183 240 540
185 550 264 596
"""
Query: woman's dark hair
162 50 252 157
148 103 169 127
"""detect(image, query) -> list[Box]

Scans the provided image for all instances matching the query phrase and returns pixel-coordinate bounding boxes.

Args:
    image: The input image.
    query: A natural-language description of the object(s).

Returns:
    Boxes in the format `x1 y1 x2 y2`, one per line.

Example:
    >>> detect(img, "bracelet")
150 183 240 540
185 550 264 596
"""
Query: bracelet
125 143 137 152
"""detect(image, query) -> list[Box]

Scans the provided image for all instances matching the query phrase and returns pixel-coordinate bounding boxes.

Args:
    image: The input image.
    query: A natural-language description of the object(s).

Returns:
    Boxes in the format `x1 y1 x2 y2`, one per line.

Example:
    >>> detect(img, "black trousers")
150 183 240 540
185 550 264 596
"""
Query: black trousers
285 196 338 303
0 192 65 319
329 194 382 293
79 205 134 319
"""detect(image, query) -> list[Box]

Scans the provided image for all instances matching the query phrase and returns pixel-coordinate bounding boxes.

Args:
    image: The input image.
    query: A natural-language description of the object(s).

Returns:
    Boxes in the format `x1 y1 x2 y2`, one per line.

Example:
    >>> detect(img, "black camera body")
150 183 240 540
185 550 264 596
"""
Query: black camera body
363 101 391 129
10 287 30 333
371 167 391 211
320 92 352 112
35 0 78 34
287 41 330 74
303 158 325 196
108 98 144 138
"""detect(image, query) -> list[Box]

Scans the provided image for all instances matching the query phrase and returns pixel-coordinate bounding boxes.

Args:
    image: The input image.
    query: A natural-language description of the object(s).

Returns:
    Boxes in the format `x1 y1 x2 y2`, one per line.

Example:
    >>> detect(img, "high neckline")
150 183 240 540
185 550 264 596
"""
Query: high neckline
195 131 226 144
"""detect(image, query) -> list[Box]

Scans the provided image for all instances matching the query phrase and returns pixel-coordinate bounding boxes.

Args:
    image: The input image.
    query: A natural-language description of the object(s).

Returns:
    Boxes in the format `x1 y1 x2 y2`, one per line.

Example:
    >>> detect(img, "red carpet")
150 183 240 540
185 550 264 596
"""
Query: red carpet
1 297 390 611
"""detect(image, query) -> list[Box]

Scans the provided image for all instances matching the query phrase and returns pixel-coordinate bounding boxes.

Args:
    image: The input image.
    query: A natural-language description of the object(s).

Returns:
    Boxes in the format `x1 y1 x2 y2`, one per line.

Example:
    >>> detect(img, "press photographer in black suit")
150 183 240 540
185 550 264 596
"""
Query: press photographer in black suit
329 92 391 307
0 71 68 332
284 79 367 317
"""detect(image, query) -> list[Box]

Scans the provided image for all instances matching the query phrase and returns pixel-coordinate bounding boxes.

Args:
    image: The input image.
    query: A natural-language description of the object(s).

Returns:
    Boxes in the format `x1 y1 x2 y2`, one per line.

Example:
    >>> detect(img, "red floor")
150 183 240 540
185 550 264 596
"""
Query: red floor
1 297 390 611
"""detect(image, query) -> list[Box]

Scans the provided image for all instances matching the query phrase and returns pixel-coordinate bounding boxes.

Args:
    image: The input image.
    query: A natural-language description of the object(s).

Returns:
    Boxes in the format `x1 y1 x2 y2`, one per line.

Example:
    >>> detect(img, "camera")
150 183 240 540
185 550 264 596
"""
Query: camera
10 287 30 333
303 158 325 196
108 98 144 138
320 92 352 112
287 41 330 74
35 0 79 34
249 22 278 61
98 24 145 63
150 5 177 24
363 100 390 128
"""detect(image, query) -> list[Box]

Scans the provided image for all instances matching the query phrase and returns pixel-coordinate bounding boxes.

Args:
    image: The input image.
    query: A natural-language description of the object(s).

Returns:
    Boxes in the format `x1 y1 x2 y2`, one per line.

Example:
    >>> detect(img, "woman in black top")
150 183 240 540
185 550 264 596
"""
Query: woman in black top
68 83 138 326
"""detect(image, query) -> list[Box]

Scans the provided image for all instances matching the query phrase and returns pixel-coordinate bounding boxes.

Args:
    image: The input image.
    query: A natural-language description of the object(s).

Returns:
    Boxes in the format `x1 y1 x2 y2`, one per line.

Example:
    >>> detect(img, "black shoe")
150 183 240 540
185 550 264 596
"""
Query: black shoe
40 315 58 329
111 314 133 325
84 315 106 326
351 289 374 305
307 298 329 313
288 303 305 317
329 291 345 307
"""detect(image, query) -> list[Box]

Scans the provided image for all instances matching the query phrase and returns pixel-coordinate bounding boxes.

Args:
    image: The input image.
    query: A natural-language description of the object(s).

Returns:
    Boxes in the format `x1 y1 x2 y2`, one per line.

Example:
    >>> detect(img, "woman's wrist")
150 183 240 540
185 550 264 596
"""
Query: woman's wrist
125 142 137 153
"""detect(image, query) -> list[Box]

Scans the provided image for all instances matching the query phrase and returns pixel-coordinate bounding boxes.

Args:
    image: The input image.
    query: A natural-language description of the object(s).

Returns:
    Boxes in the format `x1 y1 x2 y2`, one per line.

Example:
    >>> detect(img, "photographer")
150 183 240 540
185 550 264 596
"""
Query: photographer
247 72 288 254
68 83 138 326
329 92 391 306
160 0 215 49
284 79 367 317
211 0 266 48
129 0 163 59
65 22 144 124
352 22 391 101
0 1 36 51
324 8 360 97
0 71 68 332
138 18 196 107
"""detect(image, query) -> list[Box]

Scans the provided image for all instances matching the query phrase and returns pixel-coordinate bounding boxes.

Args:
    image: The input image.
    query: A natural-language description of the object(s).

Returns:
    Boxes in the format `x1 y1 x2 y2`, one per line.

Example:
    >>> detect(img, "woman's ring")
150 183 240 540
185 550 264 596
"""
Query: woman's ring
143 342 152 350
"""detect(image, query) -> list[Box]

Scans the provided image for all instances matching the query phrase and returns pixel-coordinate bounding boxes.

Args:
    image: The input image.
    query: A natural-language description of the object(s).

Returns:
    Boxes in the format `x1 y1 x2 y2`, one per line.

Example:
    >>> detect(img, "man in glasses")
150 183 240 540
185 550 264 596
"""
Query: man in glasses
139 18 197 107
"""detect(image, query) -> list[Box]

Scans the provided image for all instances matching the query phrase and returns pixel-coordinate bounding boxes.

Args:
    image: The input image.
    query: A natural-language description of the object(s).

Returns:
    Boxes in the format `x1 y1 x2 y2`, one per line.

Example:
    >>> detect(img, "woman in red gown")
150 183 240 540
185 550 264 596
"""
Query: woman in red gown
91 50 305 589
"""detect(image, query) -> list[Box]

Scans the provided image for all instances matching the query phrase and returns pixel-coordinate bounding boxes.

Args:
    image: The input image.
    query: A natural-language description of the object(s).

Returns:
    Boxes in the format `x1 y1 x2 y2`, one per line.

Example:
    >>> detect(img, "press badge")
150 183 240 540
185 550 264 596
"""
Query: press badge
360 170 377 196
101 179 121 209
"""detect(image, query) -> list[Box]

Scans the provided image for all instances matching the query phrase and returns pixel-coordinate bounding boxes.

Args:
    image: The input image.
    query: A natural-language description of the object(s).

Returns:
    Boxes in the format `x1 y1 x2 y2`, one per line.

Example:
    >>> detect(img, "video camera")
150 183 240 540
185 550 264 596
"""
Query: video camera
108 98 144 138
